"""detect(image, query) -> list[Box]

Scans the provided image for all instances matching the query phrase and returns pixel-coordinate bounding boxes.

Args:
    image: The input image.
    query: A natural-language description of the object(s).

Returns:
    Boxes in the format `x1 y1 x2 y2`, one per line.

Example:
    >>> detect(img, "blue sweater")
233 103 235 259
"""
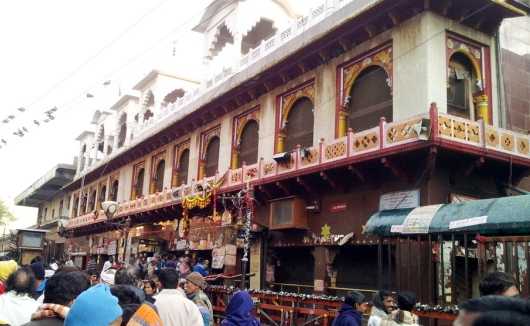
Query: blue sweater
332 304 362 326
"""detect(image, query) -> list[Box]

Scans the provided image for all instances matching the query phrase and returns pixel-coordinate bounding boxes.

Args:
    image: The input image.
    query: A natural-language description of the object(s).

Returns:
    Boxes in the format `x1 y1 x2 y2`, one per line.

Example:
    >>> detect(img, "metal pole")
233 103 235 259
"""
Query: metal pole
240 184 253 289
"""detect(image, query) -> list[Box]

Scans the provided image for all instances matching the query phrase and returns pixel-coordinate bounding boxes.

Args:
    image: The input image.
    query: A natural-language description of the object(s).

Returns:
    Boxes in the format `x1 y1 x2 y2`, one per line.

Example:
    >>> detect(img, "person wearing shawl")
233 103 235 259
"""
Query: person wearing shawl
0 259 18 294
221 291 260 326
126 303 163 326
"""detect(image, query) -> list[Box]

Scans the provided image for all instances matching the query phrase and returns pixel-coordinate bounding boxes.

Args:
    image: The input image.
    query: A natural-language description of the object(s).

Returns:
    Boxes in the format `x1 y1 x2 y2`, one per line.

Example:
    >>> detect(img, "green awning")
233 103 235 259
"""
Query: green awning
364 195 530 236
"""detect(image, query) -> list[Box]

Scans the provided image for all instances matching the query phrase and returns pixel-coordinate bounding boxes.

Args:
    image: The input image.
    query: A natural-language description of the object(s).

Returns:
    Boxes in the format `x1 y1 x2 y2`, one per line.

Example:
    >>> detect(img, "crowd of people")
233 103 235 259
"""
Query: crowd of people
2 254 530 326
0 255 258 326
332 271 530 326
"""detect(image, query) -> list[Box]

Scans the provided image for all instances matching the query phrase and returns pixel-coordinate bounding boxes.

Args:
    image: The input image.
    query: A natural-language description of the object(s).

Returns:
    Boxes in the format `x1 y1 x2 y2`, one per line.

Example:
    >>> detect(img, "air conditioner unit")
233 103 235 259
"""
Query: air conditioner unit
272 151 291 165
269 197 308 230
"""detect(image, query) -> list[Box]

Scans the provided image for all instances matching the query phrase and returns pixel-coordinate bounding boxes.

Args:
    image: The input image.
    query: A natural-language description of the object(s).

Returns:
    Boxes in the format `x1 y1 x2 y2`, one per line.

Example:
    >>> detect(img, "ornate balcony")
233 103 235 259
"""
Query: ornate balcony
67 105 530 230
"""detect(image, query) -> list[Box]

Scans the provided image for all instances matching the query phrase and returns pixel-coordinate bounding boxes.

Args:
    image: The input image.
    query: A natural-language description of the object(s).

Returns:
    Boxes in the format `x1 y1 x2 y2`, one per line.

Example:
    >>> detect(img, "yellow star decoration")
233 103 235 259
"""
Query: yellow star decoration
321 224 331 240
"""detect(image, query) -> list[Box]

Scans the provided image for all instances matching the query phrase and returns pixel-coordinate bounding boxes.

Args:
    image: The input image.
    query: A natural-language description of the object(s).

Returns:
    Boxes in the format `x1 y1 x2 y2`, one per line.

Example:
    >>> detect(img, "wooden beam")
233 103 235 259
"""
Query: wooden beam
338 37 350 52
279 72 289 84
388 12 399 26
297 177 315 196
381 157 409 182
317 50 329 63
258 185 272 200
441 0 452 16
296 63 307 74
464 156 485 177
263 81 274 92
348 165 365 183
275 181 290 196
320 171 336 189
364 25 377 38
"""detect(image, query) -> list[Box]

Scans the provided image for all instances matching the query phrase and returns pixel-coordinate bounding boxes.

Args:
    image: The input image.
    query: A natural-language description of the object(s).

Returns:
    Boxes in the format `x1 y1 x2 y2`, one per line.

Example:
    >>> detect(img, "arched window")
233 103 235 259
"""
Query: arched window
80 193 87 214
153 160 165 193
89 189 97 212
347 66 392 131
98 185 107 208
134 168 145 199
177 149 190 186
97 125 105 153
72 196 79 217
110 180 119 202
447 52 480 120
118 113 127 148
238 120 259 167
205 137 220 177
284 97 314 151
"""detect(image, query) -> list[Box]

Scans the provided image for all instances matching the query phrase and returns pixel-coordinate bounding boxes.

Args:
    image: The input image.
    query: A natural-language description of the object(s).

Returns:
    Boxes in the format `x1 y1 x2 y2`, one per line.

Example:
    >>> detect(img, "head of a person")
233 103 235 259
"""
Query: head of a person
44 271 90 306
344 291 366 312
0 259 18 282
143 279 157 296
87 269 99 285
372 290 396 314
454 295 530 326
479 272 519 297
108 256 114 264
56 266 81 273
470 310 530 326
65 284 123 326
115 266 141 287
203 259 210 268
5 267 35 296
30 256 42 264
184 272 206 295
179 260 191 274
158 268 178 289
397 291 416 312
110 285 142 306
225 291 255 322
30 261 45 282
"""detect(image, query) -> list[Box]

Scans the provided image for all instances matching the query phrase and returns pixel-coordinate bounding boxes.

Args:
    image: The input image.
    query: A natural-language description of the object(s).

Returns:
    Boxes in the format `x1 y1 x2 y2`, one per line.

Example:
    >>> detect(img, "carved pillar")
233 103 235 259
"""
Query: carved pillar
474 93 489 124
231 147 239 170
249 238 262 290
276 131 286 153
338 110 348 137
198 160 206 180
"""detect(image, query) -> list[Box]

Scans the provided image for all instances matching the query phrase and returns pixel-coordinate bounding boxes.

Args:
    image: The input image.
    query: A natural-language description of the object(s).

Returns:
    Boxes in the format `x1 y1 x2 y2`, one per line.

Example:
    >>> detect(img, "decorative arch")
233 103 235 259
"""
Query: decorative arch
446 33 491 123
150 151 167 194
275 80 315 153
172 140 190 187
131 161 145 200
347 65 392 131
231 106 260 168
336 44 393 137
110 177 119 202
204 136 220 178
198 126 221 179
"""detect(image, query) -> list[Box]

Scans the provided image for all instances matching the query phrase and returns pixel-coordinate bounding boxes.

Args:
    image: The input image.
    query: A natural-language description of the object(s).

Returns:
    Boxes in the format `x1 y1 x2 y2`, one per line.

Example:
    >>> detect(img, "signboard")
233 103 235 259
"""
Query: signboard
329 202 347 213
379 190 420 211
401 204 443 234
20 232 44 248
212 247 226 269
449 216 488 230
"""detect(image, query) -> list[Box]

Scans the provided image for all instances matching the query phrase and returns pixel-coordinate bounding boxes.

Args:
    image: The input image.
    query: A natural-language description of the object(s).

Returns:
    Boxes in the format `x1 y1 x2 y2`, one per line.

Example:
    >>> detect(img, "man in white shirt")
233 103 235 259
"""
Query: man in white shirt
155 268 203 326
0 267 40 326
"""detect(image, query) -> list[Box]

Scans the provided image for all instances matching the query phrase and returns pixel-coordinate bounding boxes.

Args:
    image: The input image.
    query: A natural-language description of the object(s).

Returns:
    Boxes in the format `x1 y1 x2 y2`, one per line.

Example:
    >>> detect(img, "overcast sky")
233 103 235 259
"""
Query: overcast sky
0 0 320 231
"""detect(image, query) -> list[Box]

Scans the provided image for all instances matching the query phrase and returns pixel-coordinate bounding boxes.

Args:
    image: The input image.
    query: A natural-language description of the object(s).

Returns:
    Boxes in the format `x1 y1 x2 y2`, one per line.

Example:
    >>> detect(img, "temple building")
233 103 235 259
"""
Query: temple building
16 0 530 320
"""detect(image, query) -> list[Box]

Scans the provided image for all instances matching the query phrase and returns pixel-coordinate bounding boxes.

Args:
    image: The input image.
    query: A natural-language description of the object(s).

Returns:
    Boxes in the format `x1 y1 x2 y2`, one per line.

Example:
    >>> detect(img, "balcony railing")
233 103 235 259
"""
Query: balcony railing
67 107 530 230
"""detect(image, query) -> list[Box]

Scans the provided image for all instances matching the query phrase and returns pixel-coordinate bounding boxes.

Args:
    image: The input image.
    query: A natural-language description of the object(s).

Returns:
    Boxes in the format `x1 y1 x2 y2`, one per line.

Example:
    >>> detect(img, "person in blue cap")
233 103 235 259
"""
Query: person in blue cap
64 283 123 326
